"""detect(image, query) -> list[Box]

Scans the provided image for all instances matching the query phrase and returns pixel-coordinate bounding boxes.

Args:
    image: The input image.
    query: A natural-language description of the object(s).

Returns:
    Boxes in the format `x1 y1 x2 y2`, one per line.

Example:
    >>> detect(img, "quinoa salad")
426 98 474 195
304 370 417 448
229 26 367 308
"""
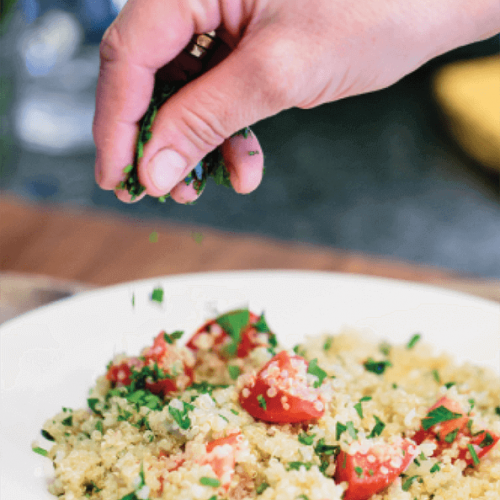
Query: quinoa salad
34 308 500 500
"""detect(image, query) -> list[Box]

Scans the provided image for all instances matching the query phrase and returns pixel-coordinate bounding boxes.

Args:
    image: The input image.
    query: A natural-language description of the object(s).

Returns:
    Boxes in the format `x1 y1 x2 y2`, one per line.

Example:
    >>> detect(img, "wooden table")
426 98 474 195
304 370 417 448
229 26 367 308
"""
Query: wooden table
1 195 499 322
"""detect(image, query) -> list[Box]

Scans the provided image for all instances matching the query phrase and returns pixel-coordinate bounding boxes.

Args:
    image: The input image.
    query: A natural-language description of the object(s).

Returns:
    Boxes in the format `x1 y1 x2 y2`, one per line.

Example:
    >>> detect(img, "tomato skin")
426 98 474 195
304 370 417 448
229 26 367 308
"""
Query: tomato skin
106 358 142 386
413 397 499 467
335 439 416 500
144 365 194 396
239 351 324 424
186 311 271 358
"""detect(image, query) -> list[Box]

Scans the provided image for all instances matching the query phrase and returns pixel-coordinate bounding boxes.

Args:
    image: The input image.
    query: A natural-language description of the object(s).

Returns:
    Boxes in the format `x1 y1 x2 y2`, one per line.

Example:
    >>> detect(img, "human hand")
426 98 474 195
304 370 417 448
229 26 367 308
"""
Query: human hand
93 0 499 204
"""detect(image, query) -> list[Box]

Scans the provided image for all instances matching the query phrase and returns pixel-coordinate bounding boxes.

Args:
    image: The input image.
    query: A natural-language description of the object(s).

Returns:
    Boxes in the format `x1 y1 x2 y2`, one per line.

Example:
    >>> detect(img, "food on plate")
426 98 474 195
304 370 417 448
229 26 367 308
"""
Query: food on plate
34 308 500 500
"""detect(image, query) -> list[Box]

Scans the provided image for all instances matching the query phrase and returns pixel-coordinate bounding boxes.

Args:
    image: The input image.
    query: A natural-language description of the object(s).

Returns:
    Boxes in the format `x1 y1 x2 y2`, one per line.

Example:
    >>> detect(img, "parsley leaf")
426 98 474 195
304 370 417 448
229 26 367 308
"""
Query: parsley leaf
421 405 464 431
363 358 392 375
168 401 193 430
479 432 494 448
151 287 164 304
41 429 54 441
298 433 316 446
368 415 386 438
257 394 267 410
256 482 269 494
163 330 184 344
402 475 419 491
216 309 250 357
307 359 327 388
406 333 422 349
228 365 240 380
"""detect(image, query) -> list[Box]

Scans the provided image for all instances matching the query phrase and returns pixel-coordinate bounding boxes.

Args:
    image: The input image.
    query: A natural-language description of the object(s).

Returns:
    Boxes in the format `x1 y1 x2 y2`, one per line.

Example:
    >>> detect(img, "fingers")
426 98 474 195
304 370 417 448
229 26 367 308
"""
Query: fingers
93 0 198 191
136 41 284 198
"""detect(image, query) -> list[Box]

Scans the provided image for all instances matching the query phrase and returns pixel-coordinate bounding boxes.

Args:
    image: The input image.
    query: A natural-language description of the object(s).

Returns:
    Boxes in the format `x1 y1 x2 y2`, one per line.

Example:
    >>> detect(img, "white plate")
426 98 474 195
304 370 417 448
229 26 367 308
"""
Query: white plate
1 270 499 499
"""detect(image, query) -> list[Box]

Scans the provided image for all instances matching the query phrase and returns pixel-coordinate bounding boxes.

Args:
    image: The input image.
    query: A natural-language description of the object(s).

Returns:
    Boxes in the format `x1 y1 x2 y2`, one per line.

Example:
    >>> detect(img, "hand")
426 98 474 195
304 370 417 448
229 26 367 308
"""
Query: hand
93 0 499 204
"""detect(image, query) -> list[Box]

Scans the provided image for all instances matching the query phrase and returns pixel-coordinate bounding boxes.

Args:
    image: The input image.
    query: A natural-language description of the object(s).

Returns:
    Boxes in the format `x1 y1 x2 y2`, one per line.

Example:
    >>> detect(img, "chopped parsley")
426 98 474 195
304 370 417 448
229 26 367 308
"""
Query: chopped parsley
228 365 241 380
298 433 316 446
200 477 221 487
61 415 73 426
363 358 392 375
336 422 347 440
467 443 480 465
402 475 419 491
151 287 164 304
354 397 372 419
256 482 269 494
354 466 363 477
163 330 184 344
254 313 270 333
216 309 250 357
296 496 310 500
41 429 54 441
230 409 239 415
432 370 441 384
406 333 422 349
346 421 358 440
188 382 230 395
429 463 441 473
287 461 313 471
323 336 333 351
95 420 104 433
379 342 391 356
479 432 494 448
444 381 456 389
495 406 500 417
421 405 463 431
314 438 339 456
444 428 459 443
168 401 194 430
257 394 267 410
248 151 259 156
368 415 386 438
149 231 158 243
307 359 327 388
293 344 306 357
32 446 48 457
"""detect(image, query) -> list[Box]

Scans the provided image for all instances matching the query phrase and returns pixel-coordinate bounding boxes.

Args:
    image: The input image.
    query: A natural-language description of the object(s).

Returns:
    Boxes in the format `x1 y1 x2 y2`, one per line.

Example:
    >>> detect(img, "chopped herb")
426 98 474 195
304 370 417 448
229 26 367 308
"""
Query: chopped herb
363 358 392 375
219 414 229 423
368 469 374 476
444 382 456 389
230 409 239 415
323 336 333 351
392 383 398 389
256 482 269 494
354 397 371 419
296 496 310 500
168 402 193 430
216 309 250 357
406 333 422 349
131 293 135 307
33 446 48 457
228 365 241 380
248 151 259 156
432 370 441 384
467 443 480 465
479 432 494 448
62 407 73 412
200 477 221 487
208 496 217 500
430 463 441 473
402 475 419 491
495 406 500 417
163 330 184 344
189 382 230 395
61 415 73 426
149 231 158 243
293 344 306 357
368 415 386 438
151 287 164 304
314 438 340 456
468 398 475 414
336 422 347 440
346 421 358 440
354 466 363 477
307 359 327 388
421 405 463 431
257 394 267 410
287 461 313 471
95 420 103 434
444 428 459 443
298 433 316 446
254 313 270 333
41 429 54 441
379 342 391 356
192 231 204 244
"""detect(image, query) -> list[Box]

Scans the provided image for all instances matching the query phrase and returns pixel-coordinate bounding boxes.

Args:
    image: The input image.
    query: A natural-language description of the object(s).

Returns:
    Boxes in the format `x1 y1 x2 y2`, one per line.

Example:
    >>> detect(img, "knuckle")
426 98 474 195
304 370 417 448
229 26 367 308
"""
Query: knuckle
177 104 227 153
99 23 126 63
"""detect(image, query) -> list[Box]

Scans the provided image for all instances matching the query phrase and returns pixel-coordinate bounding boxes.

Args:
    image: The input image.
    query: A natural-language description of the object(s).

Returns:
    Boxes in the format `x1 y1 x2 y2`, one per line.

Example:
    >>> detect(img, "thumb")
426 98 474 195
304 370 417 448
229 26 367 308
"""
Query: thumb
137 40 289 197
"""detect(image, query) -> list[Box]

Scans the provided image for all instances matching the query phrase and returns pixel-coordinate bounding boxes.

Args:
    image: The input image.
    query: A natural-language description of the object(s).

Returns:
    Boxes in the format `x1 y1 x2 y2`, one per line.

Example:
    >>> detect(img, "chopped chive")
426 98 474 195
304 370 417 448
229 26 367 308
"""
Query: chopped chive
200 477 221 487
33 447 48 457
467 444 480 465
406 333 422 349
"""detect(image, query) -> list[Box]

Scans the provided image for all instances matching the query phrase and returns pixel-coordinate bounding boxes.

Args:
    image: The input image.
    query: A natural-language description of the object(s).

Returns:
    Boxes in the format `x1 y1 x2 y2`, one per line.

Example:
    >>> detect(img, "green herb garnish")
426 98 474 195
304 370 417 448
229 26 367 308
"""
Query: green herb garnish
336 422 347 440
323 336 333 351
363 358 392 375
467 443 480 465
32 446 48 457
216 309 250 357
168 401 193 430
287 461 313 471
354 466 363 477
163 330 184 344
368 415 386 438
228 365 241 380
406 333 422 349
61 415 73 426
307 359 327 388
200 477 221 487
421 405 463 431
479 432 494 448
402 475 419 491
256 482 269 494
151 287 164 304
444 428 459 443
430 463 441 473
257 394 267 410
41 429 54 441
298 433 316 446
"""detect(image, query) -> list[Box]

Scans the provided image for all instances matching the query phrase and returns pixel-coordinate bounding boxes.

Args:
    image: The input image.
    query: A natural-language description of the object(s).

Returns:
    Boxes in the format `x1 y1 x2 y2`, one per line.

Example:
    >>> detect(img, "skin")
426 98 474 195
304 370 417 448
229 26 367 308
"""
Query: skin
93 0 500 204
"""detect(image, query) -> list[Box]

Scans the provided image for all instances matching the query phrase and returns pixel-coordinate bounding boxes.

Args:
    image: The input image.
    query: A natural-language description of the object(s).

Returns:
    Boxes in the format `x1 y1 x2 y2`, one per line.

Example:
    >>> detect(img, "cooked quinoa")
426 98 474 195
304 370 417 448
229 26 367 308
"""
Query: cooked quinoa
34 309 500 500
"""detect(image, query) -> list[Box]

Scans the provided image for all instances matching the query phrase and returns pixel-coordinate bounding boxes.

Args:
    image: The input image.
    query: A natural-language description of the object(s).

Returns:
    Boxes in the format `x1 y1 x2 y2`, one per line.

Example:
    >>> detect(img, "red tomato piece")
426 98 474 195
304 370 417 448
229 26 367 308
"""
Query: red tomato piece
143 331 171 364
413 397 499 467
239 351 325 423
106 357 143 386
186 311 273 358
199 433 243 488
335 438 417 500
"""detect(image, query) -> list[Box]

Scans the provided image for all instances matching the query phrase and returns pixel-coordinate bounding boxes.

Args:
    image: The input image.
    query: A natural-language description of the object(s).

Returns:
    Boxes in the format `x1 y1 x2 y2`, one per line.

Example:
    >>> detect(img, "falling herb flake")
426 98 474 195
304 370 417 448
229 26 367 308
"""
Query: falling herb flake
163 330 184 344
200 477 221 487
33 446 48 457
406 333 422 349
307 359 327 388
248 150 259 156
151 287 164 304
192 231 204 245
149 231 158 243
363 358 392 375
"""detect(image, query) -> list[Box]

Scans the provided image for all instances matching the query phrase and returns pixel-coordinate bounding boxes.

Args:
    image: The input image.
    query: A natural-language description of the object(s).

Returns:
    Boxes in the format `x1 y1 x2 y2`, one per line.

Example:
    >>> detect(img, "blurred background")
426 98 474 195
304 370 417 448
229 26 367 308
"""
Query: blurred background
1 0 499 280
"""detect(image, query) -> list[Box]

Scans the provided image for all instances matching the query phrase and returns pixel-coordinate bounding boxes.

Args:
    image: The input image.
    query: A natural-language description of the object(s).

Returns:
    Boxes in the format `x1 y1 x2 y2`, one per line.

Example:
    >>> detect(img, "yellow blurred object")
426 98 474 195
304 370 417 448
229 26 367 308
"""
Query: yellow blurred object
433 55 500 174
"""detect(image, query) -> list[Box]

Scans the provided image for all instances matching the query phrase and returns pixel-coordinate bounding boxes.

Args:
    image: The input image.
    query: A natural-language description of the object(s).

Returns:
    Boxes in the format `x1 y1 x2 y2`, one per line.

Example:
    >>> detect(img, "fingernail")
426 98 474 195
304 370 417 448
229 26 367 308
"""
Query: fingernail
148 149 187 192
